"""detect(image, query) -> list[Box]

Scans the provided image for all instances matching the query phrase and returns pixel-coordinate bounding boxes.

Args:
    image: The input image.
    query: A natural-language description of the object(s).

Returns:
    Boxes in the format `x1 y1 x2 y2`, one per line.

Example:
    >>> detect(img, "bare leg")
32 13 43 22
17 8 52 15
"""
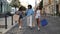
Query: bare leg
36 18 40 30
18 19 22 29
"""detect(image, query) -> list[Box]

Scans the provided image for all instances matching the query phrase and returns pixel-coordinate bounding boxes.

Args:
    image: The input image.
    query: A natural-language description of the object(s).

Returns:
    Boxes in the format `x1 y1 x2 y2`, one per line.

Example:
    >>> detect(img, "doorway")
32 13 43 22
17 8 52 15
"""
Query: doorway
56 4 59 15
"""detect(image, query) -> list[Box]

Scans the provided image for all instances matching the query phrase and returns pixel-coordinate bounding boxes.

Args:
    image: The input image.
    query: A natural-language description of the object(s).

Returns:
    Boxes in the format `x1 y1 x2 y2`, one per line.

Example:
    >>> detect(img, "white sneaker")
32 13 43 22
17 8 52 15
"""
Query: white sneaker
19 26 21 29
38 27 40 31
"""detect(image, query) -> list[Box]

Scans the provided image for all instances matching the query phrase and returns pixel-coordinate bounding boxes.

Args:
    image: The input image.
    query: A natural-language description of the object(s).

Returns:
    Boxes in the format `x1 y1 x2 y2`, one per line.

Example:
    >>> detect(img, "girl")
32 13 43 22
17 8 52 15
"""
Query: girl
18 7 23 29
35 7 41 31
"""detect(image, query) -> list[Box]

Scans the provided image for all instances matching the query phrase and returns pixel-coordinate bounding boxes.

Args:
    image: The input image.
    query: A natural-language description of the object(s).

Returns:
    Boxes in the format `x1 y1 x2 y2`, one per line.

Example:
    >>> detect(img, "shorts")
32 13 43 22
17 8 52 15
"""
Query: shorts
19 15 23 19
35 16 40 19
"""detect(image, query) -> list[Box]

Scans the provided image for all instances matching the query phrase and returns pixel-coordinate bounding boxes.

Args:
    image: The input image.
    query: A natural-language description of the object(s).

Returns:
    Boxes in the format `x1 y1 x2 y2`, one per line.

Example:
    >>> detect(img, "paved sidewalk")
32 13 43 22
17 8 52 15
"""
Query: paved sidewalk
5 16 60 34
0 15 19 34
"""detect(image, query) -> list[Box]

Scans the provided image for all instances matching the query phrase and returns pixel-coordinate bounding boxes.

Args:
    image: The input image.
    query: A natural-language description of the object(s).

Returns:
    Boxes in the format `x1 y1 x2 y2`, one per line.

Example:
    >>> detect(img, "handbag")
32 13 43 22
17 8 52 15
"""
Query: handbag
41 19 48 26
13 14 19 22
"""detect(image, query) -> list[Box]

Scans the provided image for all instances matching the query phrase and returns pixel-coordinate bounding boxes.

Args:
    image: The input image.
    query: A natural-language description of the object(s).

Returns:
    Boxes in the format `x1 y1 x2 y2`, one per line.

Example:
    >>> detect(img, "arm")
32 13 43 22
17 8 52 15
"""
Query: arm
40 10 42 16
34 10 37 18
25 10 28 16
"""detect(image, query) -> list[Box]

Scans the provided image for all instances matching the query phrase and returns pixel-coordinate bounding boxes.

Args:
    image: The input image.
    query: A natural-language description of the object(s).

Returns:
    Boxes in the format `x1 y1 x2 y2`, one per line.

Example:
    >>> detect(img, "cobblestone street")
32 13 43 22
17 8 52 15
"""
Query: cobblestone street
5 16 60 34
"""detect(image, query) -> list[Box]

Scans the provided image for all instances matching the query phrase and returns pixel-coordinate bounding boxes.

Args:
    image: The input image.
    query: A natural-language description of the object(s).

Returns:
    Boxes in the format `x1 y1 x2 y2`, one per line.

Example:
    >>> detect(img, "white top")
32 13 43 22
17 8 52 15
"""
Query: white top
35 10 40 18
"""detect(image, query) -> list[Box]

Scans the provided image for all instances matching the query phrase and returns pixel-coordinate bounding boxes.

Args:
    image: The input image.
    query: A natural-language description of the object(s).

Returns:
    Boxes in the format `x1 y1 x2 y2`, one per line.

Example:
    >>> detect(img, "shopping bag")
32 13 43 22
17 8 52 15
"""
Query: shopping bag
13 14 19 23
41 19 48 26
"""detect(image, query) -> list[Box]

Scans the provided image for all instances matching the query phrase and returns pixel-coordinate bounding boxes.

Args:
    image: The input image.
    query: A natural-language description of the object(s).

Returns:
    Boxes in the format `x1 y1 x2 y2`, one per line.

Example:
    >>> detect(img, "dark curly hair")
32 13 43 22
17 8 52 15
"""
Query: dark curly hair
28 5 32 9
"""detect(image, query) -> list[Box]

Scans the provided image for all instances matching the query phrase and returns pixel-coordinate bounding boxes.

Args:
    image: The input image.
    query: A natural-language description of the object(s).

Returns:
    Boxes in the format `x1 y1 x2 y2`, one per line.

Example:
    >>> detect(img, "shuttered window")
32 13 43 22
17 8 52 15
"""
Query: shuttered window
49 0 51 4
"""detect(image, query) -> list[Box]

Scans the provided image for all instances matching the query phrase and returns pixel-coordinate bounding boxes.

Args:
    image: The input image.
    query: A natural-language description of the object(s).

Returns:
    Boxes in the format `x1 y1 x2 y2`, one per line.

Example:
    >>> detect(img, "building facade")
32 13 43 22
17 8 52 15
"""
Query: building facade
43 0 60 15
0 0 11 14
58 0 60 13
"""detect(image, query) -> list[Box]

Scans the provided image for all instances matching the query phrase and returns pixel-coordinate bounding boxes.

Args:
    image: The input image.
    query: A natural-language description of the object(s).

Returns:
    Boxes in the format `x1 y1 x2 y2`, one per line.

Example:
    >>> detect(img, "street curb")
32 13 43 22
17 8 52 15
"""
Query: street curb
2 23 18 34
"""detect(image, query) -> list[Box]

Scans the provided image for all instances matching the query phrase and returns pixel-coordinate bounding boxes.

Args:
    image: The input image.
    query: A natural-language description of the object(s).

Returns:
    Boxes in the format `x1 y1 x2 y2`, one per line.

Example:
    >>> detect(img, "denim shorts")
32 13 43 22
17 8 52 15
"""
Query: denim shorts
19 15 23 19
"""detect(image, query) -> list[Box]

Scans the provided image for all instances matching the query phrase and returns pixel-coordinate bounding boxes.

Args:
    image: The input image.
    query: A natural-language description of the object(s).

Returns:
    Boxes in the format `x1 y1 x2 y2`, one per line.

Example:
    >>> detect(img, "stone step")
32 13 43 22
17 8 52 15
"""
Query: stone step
0 25 5 28
0 23 18 34
0 32 2 34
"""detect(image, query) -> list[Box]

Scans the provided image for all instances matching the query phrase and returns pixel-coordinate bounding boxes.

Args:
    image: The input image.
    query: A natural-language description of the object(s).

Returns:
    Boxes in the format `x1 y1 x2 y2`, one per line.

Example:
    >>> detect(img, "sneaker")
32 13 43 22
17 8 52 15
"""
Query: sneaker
28 26 33 30
38 27 40 31
30 27 33 30
19 26 21 29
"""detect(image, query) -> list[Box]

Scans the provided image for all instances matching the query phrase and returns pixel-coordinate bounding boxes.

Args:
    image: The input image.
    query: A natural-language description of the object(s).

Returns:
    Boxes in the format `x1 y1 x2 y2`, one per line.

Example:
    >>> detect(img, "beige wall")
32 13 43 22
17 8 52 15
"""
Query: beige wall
58 0 60 13
43 0 60 15
43 0 59 14
59 4 60 13
43 0 49 6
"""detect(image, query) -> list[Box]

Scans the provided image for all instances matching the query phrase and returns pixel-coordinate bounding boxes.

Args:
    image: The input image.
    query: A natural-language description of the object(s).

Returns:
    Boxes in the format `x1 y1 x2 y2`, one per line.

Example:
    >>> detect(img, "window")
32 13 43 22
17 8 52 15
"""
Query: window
49 0 51 4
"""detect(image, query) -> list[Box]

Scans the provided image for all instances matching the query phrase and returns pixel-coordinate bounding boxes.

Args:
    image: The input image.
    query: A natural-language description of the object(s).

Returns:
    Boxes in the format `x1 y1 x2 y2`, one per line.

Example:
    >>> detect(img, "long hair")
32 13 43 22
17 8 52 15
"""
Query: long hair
18 6 22 11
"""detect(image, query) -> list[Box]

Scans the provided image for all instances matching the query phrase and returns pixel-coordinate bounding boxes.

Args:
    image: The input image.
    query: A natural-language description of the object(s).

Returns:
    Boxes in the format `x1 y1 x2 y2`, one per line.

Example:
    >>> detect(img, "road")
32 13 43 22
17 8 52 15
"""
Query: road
5 16 60 34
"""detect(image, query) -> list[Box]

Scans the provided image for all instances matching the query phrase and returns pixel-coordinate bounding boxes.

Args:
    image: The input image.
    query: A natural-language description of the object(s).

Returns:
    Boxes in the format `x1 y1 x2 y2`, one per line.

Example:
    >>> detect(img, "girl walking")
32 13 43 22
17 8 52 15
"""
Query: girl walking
35 7 41 31
18 7 23 29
